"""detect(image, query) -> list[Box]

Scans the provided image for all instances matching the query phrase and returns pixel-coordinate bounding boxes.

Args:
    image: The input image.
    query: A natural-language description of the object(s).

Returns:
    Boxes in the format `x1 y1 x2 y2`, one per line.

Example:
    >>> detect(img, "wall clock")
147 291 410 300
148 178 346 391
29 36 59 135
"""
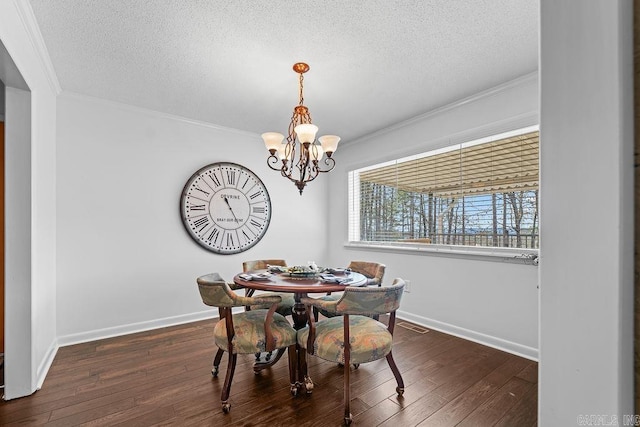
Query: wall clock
180 162 272 254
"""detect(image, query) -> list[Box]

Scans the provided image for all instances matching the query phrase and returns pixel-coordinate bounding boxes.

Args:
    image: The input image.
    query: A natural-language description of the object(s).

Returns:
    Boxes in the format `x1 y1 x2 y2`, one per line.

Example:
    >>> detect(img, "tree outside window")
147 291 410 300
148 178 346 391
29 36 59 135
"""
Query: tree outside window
349 128 539 249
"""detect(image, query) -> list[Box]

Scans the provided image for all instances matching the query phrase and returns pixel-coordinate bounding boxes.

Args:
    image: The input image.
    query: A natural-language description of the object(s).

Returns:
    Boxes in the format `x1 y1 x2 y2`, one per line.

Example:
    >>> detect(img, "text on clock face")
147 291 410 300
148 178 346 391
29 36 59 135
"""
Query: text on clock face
217 217 244 223
220 194 240 200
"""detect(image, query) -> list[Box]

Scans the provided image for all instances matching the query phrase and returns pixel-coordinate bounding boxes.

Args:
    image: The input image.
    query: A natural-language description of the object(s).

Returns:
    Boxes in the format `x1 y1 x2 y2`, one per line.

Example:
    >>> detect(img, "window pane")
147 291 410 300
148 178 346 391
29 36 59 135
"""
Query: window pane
349 128 539 249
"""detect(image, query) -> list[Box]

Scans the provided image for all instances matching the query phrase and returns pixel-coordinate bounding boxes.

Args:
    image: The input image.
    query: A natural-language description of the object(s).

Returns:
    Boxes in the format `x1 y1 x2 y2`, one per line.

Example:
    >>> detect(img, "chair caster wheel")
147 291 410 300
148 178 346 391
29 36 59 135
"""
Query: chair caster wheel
290 384 298 396
222 402 231 413
304 376 314 394
396 386 405 396
212 367 219 377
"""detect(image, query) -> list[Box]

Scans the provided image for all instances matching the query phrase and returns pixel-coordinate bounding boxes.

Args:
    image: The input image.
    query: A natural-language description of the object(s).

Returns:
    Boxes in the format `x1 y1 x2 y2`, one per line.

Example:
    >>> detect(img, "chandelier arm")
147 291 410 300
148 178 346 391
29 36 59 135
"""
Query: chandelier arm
284 141 296 167
267 154 283 171
315 156 336 173
281 168 294 181
307 161 321 182
278 162 300 186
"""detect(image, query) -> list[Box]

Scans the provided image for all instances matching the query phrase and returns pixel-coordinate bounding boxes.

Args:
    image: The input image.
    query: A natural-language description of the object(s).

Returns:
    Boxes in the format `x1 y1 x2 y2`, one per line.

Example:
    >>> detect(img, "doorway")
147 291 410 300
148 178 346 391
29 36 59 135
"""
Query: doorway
0 119 3 388
634 1 639 414
0 37 34 400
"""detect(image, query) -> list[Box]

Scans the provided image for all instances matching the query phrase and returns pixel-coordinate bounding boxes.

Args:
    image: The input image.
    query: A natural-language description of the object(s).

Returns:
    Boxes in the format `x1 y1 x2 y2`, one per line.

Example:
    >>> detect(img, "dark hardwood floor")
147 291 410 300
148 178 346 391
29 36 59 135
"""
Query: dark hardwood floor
0 316 537 426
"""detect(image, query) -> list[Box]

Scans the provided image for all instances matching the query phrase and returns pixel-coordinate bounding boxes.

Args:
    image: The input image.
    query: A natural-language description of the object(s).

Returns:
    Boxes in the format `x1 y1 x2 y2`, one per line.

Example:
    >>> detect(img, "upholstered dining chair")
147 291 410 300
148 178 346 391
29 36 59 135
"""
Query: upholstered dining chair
297 278 406 425
313 261 386 321
196 273 298 413
242 259 295 317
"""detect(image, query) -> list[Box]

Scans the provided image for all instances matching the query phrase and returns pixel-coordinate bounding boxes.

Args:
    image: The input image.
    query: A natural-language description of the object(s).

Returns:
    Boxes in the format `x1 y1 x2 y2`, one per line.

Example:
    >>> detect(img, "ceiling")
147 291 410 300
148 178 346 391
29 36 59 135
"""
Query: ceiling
28 0 538 144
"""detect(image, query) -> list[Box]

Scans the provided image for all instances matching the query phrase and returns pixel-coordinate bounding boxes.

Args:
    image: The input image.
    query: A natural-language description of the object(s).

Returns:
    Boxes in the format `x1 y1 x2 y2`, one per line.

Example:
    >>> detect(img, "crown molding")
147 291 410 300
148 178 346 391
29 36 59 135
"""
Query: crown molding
59 91 259 137
346 71 539 147
13 0 61 94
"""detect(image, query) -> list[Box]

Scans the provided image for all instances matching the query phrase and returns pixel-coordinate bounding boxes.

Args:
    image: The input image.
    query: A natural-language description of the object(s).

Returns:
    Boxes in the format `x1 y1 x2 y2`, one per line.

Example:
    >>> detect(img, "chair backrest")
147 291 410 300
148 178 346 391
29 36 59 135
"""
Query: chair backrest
243 259 287 272
197 273 240 308
334 278 405 316
347 261 386 286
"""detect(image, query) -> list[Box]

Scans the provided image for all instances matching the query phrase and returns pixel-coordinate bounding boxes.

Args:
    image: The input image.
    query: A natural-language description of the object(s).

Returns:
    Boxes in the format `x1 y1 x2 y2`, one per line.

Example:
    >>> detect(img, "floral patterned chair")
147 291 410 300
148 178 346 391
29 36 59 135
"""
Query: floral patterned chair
196 273 298 413
242 259 295 316
313 261 386 321
297 278 406 425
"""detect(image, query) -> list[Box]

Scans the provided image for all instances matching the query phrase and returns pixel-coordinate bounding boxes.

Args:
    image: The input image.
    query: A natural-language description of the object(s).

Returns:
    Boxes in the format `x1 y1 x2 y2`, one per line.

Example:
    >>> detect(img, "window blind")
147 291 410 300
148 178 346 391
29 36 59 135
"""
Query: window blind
348 128 539 249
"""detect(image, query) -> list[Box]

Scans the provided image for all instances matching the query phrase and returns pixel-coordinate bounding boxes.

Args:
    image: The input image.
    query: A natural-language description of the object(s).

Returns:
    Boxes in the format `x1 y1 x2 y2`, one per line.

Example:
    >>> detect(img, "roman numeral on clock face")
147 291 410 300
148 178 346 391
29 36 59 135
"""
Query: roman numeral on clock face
192 216 209 231
242 176 251 189
226 170 236 186
209 172 221 188
194 185 210 197
207 227 220 243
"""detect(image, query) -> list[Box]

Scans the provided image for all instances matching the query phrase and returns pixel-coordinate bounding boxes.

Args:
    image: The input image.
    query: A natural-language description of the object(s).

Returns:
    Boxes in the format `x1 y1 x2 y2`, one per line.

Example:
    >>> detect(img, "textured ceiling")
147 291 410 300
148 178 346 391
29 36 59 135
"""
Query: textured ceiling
28 0 538 144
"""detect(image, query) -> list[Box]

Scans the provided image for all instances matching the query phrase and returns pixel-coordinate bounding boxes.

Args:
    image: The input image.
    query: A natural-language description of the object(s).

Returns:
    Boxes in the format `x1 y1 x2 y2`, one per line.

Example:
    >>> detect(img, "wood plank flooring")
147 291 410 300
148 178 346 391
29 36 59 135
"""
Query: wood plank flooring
0 317 537 426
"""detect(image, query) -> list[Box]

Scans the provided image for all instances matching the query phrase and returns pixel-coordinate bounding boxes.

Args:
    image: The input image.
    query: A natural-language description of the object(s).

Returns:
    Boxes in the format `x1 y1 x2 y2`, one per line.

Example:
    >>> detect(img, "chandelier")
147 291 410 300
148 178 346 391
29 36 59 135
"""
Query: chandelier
262 63 340 195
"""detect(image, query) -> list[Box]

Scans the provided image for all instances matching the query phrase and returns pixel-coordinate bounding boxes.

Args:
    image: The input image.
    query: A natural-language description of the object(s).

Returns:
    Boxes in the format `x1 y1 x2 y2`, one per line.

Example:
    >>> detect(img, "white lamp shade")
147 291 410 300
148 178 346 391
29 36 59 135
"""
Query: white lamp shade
276 143 292 161
310 143 324 160
262 132 285 151
318 135 341 153
294 124 318 144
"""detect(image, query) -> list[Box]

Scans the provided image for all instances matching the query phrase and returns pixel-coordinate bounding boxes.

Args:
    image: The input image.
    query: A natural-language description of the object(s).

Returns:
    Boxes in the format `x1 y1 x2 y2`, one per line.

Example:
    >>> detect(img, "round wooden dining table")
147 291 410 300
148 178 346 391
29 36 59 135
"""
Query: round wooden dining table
233 269 367 389
233 269 367 330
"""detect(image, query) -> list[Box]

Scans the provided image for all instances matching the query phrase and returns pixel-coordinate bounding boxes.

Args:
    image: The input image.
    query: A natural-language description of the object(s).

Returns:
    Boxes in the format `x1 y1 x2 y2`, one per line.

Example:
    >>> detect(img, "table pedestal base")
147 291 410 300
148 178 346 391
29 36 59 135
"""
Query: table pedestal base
292 302 308 330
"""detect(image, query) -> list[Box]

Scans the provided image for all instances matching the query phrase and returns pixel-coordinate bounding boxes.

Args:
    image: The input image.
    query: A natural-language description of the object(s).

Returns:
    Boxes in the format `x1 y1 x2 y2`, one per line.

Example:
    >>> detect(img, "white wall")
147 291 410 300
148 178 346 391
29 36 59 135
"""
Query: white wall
4 87 33 399
56 93 328 343
539 0 634 423
0 0 58 399
326 73 540 359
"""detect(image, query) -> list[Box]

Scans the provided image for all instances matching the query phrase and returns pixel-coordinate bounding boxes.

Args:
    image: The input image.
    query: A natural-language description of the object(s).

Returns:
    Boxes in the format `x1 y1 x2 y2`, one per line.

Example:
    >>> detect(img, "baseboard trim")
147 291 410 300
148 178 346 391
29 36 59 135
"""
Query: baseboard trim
54 308 538 362
397 310 539 361
36 340 59 390
56 310 218 348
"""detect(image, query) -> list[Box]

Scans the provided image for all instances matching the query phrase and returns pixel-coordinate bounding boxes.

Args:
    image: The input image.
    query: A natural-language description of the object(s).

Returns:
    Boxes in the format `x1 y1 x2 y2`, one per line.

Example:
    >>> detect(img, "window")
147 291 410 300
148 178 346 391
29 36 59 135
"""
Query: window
348 127 539 250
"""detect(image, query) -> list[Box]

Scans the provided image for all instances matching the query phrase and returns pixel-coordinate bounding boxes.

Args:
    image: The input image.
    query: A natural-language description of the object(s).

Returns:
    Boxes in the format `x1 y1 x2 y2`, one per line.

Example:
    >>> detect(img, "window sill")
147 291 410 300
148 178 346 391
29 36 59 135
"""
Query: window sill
344 241 539 265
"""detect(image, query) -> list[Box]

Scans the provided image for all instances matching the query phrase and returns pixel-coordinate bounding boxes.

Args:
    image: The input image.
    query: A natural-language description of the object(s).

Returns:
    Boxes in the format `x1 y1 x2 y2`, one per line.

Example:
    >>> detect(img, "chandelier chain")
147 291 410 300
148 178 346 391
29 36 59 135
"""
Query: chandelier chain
298 73 304 106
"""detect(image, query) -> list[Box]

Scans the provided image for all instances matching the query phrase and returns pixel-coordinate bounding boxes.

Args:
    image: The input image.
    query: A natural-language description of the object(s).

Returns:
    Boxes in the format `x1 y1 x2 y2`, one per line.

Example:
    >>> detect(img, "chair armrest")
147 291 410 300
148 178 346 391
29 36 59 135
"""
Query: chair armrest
300 295 339 314
365 278 381 287
227 281 244 291
235 294 282 307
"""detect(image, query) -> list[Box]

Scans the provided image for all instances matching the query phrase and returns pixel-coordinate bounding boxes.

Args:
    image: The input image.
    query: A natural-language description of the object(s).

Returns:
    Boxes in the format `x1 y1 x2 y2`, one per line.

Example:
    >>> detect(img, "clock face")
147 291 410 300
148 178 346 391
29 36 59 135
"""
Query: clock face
180 162 272 254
